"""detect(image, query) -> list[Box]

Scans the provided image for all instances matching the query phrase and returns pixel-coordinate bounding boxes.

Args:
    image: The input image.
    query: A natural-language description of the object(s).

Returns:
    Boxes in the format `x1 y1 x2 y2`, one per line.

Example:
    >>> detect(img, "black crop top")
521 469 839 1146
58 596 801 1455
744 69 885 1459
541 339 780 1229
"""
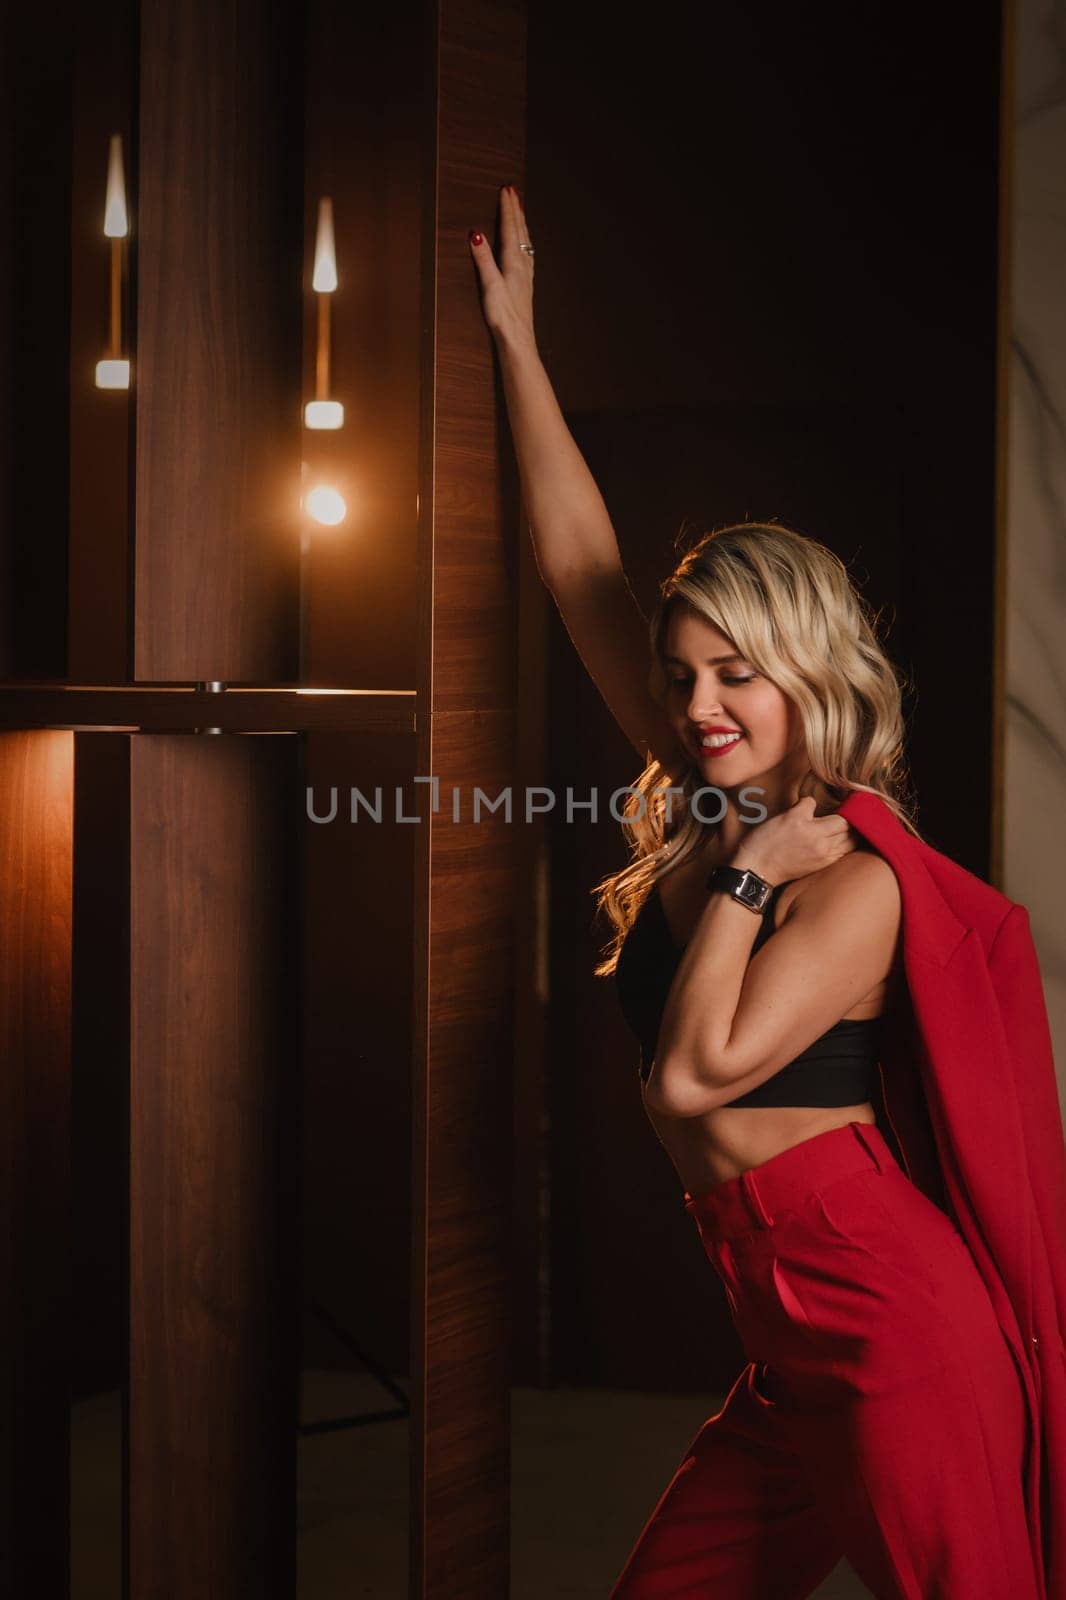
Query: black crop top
614 878 882 1108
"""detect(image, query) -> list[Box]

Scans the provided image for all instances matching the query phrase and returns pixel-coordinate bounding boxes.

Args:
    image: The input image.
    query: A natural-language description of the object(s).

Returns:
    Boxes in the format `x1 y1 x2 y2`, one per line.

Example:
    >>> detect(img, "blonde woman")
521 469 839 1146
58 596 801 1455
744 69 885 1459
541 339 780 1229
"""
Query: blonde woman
469 186 1065 1599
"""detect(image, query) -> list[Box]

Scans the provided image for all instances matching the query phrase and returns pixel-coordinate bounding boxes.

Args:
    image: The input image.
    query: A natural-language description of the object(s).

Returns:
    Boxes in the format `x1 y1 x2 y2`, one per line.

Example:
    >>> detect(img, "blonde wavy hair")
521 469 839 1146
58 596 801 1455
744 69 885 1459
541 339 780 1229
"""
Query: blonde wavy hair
592 519 923 978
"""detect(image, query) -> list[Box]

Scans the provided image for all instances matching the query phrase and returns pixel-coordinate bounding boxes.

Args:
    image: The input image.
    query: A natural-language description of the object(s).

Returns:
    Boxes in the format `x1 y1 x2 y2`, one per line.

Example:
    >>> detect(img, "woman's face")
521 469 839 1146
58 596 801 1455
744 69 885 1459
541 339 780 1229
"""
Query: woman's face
661 606 806 788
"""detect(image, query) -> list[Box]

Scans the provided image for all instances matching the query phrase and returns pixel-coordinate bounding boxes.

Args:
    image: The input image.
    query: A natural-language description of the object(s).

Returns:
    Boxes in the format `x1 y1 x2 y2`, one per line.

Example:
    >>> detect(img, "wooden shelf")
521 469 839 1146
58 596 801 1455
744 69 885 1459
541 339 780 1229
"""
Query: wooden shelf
0 684 417 734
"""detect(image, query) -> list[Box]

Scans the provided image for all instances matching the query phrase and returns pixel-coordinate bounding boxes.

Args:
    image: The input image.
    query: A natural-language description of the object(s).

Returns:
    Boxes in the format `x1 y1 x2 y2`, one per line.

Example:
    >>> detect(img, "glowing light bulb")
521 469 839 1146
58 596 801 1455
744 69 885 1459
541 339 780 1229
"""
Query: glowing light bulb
312 198 338 293
95 358 131 389
104 135 128 238
305 485 346 526
304 399 345 430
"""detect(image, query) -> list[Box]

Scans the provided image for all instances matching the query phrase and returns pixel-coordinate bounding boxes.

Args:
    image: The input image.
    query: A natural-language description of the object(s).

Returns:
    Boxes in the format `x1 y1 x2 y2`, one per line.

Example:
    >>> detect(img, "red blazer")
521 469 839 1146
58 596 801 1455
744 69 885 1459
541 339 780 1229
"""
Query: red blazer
840 788 1066 1599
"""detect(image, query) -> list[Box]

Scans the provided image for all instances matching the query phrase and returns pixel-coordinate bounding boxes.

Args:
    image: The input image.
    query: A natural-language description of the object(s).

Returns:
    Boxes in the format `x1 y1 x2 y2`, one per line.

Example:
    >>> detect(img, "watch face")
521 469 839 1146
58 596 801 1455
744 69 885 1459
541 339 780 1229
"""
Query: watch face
736 873 769 910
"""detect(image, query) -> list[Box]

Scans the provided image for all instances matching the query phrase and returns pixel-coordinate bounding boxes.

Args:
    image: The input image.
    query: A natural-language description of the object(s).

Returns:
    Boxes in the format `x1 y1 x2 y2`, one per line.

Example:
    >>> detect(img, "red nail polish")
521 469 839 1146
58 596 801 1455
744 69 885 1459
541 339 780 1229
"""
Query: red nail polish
469 229 483 245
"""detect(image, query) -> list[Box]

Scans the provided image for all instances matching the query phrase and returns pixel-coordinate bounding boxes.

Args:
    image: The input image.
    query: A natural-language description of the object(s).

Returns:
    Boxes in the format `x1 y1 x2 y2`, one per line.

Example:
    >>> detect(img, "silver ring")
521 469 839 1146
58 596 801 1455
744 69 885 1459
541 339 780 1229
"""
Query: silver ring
519 242 535 256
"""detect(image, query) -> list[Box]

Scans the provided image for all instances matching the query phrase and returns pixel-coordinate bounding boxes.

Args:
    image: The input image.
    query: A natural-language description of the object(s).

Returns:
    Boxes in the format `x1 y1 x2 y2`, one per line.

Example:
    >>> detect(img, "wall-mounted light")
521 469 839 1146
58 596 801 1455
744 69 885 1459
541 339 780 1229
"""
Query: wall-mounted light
299 460 347 528
95 135 130 390
305 485 347 526
305 198 343 429
301 197 346 527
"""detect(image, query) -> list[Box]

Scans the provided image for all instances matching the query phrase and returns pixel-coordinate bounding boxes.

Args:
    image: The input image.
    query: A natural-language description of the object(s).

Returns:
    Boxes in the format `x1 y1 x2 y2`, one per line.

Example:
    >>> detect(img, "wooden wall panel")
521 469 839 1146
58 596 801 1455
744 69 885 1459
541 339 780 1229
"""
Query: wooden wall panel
0 730 74 1599
412 1 527 1593
134 0 303 683
129 736 301 1597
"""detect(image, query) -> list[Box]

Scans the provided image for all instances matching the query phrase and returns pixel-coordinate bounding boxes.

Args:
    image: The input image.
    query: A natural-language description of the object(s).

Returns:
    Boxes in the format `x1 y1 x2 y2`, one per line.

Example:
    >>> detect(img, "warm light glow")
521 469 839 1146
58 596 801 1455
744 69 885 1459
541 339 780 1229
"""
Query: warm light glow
104 134 128 237
305 485 346 525
304 399 344 429
95 358 130 389
312 198 338 292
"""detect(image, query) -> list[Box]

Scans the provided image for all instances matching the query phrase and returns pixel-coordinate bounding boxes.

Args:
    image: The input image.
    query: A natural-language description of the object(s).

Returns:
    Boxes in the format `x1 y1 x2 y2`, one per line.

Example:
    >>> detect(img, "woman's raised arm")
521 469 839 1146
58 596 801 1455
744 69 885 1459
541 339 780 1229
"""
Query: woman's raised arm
469 186 679 768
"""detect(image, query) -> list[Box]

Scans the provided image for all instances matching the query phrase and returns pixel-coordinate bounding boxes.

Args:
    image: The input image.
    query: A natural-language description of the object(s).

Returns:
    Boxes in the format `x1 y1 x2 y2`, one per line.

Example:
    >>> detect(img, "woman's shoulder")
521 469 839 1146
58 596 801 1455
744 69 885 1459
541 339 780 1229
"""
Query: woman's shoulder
778 843 901 930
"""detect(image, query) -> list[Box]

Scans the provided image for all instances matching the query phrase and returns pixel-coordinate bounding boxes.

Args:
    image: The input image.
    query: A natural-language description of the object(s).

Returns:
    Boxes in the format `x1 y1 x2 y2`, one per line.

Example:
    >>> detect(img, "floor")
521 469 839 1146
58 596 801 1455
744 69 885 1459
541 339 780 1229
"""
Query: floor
71 1373 870 1597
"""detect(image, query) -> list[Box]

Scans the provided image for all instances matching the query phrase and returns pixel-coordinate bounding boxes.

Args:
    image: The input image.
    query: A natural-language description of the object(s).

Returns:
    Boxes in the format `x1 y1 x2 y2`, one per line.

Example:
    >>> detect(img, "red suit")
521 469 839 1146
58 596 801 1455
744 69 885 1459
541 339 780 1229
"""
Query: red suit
840 787 1066 1599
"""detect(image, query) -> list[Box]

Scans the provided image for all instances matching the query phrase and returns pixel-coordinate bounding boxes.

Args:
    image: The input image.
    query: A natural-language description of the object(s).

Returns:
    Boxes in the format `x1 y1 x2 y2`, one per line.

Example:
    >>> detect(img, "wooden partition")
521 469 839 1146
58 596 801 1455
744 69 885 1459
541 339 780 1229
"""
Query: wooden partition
1 1 530 1596
129 737 302 1594
135 0 303 683
125 2 304 1592
411 4 527 1592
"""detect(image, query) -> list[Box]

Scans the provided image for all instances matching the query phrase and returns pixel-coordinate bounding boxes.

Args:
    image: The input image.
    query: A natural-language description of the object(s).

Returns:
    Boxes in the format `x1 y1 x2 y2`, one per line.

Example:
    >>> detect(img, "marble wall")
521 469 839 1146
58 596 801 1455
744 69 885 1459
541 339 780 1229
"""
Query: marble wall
1003 0 1066 1104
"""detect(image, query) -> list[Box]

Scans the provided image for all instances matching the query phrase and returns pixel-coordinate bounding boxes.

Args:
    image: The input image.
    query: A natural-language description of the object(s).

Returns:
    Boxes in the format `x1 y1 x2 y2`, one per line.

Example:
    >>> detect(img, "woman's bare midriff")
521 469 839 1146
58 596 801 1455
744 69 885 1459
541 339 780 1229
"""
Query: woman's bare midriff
644 847 894 1195
644 1099 880 1193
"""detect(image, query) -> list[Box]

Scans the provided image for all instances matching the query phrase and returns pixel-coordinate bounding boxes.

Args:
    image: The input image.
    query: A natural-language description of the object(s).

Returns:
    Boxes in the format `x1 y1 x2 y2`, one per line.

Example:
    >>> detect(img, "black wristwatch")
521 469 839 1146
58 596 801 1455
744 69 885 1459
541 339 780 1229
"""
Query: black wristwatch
706 863 774 914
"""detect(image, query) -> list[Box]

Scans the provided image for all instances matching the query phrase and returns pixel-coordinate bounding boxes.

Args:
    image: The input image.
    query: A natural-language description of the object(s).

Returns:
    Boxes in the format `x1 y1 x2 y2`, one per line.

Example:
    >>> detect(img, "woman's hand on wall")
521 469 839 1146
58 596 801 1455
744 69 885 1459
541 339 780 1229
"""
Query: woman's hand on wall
469 184 537 350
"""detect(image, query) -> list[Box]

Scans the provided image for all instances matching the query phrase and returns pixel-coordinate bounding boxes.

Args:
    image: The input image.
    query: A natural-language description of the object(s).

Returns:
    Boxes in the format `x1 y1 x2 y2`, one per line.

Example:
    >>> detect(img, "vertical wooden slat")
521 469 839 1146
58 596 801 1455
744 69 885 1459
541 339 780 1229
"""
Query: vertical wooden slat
129 736 301 1597
0 730 74 1599
130 3 304 1589
134 0 303 683
412 2 527 1594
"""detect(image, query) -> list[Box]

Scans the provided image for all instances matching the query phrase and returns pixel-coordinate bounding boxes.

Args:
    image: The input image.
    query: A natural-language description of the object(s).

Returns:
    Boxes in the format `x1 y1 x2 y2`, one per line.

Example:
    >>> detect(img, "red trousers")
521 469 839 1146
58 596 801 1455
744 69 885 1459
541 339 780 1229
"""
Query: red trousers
608 1120 1039 1599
